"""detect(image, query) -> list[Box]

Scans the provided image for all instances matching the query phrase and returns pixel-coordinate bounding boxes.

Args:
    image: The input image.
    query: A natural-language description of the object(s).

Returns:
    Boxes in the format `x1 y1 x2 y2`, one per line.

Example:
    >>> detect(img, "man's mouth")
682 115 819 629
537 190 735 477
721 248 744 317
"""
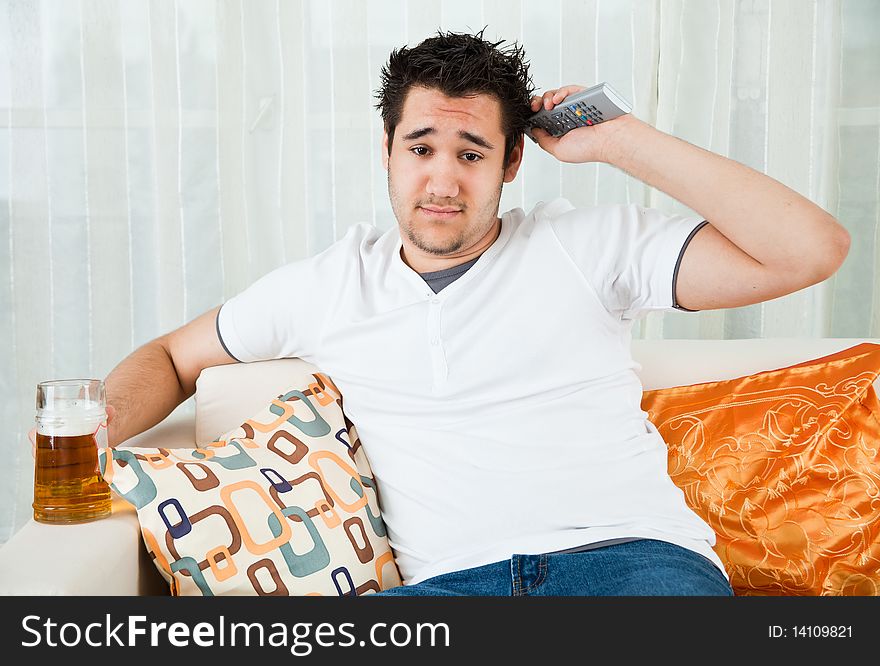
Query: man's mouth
418 206 463 220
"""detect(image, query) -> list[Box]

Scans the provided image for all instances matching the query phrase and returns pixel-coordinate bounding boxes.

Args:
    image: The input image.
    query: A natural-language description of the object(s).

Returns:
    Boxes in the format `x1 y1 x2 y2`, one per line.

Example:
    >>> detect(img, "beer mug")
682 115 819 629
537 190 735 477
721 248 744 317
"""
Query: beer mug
32 379 112 524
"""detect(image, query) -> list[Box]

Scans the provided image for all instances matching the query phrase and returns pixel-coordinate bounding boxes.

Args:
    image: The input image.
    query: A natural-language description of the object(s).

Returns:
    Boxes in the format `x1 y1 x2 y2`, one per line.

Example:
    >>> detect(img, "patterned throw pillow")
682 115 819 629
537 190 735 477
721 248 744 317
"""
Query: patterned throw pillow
641 342 880 596
100 372 401 596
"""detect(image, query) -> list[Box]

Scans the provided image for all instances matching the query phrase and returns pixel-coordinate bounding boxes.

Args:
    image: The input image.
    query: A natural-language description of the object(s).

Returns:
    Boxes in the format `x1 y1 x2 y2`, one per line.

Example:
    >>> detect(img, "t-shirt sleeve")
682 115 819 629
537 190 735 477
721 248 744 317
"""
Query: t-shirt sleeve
548 201 708 321
216 260 321 363
216 222 375 363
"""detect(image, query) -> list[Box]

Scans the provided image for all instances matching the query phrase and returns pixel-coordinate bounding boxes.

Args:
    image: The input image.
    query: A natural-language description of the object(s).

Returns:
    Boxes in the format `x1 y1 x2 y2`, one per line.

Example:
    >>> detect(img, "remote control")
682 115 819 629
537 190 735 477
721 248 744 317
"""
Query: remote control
526 82 632 140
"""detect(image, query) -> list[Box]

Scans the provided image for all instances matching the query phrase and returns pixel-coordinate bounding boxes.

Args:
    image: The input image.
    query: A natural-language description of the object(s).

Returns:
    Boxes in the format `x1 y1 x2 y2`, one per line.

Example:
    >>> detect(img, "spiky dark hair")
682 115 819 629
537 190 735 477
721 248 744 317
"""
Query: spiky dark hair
374 28 535 167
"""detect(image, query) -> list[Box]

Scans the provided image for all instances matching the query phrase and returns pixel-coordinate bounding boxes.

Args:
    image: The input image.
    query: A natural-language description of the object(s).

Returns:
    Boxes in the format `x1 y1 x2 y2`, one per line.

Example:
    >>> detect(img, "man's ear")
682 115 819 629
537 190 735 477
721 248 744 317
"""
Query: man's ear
503 134 525 183
382 129 390 171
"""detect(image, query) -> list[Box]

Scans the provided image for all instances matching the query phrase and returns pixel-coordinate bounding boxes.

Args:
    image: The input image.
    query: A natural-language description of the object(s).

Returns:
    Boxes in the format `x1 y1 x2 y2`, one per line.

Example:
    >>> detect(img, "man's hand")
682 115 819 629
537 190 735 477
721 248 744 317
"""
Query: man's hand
529 85 635 164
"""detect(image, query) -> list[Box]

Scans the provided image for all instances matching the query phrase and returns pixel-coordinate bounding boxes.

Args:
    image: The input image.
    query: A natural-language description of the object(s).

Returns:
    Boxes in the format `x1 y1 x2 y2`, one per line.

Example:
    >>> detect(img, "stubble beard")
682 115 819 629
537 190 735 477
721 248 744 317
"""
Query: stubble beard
388 172 504 257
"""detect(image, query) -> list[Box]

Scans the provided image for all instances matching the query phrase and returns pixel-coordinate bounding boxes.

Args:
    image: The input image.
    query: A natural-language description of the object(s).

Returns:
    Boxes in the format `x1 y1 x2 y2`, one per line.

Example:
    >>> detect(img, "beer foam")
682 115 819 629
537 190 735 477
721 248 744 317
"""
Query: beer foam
36 400 105 437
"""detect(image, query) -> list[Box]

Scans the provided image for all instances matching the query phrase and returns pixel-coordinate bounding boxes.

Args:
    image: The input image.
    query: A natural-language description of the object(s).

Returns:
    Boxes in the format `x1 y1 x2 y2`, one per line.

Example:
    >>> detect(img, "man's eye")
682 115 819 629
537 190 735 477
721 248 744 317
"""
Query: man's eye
462 152 482 162
411 146 430 156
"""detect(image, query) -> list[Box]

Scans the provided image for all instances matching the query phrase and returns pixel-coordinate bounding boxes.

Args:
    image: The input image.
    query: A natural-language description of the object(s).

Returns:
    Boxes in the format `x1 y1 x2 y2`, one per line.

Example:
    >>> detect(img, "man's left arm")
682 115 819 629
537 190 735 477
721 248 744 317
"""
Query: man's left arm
531 87 851 312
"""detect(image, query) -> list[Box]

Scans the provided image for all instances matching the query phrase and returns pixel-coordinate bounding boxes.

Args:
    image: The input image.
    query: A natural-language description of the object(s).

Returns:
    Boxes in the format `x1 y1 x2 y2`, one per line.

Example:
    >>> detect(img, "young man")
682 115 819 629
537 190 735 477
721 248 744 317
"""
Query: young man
102 31 849 596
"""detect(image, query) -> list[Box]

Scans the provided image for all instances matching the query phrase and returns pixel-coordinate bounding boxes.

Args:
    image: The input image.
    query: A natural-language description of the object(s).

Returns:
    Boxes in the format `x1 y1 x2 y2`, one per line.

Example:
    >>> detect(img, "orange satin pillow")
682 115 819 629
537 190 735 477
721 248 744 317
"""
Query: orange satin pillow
641 342 880 596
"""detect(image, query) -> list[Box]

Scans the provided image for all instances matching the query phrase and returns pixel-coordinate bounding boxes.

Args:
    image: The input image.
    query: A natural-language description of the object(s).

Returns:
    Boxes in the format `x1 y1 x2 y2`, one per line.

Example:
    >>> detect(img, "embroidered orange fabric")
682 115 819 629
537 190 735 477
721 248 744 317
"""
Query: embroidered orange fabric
641 343 880 596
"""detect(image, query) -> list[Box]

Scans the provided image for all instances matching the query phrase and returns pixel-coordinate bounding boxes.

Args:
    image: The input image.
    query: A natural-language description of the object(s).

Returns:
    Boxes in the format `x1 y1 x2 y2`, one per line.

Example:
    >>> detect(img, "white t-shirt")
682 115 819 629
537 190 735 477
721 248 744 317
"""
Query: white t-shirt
217 198 724 584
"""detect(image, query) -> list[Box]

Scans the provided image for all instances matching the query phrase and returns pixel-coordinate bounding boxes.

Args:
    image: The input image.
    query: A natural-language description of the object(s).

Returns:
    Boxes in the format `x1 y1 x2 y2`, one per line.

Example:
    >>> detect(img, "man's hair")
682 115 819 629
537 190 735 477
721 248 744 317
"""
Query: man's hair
374 28 535 168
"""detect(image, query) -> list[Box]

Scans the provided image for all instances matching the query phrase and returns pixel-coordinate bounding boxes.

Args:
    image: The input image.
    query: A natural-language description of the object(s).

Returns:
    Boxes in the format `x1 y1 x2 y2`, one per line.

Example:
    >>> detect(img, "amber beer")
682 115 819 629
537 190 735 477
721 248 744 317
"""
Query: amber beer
32 379 112 523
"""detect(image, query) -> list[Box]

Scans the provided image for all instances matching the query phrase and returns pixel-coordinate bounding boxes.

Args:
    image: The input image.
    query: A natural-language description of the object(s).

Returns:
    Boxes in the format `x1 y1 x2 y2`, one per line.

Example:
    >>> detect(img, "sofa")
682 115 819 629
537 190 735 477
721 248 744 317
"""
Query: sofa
1 336 878 596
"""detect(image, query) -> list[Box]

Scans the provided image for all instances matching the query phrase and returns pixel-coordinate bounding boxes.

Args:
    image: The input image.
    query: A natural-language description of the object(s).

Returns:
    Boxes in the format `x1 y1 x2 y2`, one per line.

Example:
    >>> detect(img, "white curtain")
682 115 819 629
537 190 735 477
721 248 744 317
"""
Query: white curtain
1 0 877 542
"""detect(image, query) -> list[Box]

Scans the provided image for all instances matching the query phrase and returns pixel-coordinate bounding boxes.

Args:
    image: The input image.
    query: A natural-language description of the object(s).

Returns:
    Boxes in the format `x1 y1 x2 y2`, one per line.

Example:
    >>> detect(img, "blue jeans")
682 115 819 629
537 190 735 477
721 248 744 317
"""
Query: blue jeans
375 539 733 596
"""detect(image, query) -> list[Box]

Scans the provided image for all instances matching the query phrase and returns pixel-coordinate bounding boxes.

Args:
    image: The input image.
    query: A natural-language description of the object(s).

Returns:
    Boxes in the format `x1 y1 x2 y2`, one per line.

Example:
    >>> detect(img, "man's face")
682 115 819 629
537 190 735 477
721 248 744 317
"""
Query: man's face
383 86 523 269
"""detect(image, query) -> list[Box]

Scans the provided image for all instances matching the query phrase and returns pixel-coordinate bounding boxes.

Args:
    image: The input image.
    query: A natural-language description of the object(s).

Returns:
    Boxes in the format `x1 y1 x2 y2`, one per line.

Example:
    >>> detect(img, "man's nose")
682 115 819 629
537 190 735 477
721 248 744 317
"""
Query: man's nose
426 159 460 199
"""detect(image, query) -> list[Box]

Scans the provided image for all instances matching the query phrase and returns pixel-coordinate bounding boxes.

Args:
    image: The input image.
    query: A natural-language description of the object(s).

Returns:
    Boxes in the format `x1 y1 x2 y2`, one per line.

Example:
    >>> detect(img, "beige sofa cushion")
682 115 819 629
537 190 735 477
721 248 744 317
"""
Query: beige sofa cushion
195 358 319 446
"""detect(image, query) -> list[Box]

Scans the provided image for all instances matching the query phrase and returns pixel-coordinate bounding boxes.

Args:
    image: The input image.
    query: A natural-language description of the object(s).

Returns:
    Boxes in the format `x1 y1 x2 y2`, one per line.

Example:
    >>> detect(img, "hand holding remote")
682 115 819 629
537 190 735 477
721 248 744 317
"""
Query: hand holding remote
528 83 634 164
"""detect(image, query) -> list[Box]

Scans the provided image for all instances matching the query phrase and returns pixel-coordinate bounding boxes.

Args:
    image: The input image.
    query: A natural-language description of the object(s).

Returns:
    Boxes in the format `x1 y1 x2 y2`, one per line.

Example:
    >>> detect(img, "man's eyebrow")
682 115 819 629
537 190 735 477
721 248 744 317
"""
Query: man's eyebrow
401 127 434 141
400 127 495 150
459 131 494 150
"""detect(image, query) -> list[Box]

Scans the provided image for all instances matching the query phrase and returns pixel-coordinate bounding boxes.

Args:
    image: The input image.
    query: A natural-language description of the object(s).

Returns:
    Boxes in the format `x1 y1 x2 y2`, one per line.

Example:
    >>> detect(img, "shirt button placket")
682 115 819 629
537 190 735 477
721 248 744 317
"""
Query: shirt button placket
427 296 448 389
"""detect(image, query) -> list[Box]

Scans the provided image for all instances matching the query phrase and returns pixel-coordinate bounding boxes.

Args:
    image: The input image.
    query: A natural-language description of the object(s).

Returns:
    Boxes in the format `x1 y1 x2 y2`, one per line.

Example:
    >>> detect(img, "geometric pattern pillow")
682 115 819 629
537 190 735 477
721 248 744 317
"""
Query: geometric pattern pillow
641 342 880 596
99 372 401 596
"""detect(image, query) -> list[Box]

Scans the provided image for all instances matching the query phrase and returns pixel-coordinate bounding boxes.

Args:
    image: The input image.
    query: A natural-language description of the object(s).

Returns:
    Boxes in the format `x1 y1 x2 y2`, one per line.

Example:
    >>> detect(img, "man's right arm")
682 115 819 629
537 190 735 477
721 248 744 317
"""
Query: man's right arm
103 305 238 446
